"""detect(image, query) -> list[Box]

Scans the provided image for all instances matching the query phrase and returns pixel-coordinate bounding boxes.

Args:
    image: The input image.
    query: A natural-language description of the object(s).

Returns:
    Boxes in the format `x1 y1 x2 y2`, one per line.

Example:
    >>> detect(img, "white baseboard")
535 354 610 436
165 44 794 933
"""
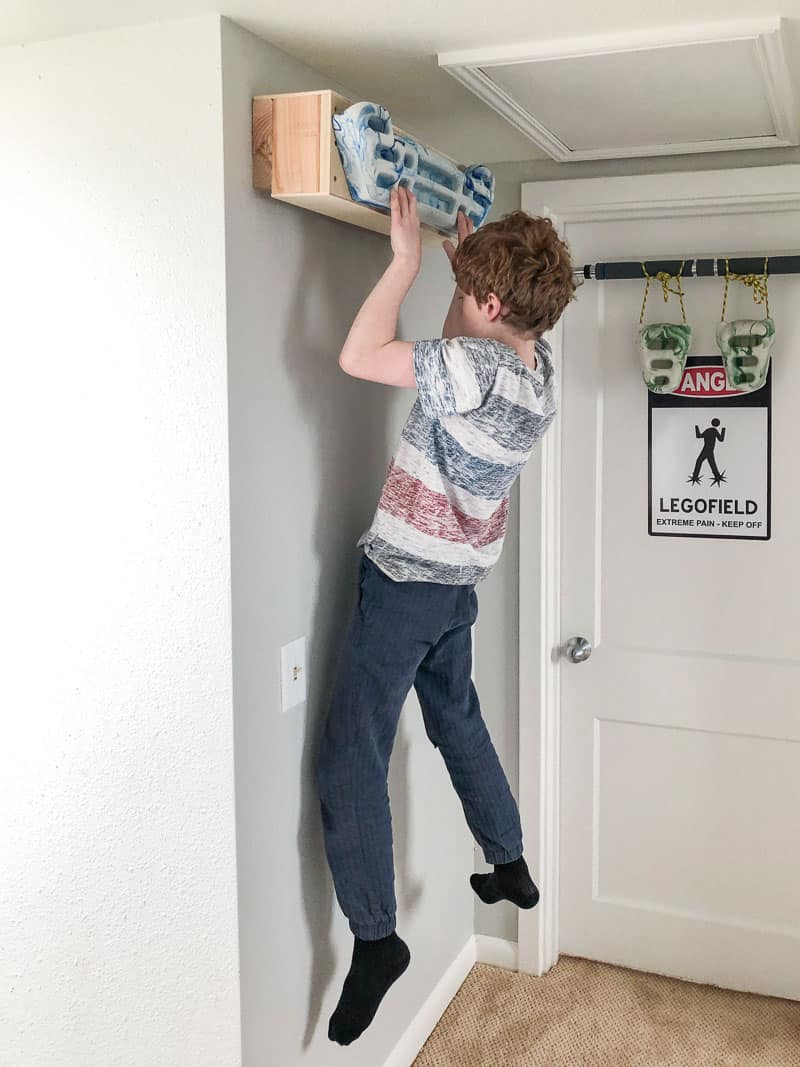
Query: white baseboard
474 935 519 971
382 935 519 1067
382 936 476 1067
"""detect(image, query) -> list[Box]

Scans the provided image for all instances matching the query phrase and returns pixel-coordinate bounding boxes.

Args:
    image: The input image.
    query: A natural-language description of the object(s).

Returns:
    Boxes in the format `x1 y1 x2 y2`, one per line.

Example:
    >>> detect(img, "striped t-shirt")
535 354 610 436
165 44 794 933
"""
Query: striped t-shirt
356 335 557 584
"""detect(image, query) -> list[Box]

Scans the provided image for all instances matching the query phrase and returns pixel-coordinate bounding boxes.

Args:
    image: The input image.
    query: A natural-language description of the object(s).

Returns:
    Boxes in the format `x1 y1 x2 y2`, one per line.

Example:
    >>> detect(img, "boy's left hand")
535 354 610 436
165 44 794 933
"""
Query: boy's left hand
390 186 421 275
442 209 474 265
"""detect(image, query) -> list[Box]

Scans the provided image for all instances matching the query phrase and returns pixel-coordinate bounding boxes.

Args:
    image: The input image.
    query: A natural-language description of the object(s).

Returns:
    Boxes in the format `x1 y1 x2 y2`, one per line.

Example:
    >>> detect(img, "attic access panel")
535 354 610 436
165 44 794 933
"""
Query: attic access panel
439 19 800 162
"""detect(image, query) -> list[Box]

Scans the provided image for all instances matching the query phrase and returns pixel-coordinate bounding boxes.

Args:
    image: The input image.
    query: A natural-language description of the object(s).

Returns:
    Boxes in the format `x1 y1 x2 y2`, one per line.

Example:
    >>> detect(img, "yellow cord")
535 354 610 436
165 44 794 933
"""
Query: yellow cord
640 262 687 325
721 256 770 321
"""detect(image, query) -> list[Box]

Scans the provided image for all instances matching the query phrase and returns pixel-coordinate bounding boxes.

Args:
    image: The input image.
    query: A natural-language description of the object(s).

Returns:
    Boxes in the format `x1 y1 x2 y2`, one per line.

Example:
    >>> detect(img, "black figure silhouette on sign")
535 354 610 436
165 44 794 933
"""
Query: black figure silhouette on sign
689 418 726 486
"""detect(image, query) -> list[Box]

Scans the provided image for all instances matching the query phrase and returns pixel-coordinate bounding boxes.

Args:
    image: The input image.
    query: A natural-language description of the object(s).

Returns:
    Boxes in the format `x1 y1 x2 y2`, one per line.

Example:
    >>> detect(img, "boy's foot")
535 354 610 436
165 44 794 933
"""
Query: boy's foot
328 932 411 1046
471 856 540 910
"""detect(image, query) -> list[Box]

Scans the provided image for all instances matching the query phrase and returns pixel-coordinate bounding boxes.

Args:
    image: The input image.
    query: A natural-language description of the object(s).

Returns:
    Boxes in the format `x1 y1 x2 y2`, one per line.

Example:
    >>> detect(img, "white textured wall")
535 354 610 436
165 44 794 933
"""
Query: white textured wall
0 17 241 1067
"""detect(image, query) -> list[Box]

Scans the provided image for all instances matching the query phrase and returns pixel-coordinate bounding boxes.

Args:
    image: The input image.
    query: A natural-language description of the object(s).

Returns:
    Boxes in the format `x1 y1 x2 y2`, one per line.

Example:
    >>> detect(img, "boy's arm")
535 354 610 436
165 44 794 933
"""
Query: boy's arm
338 187 420 387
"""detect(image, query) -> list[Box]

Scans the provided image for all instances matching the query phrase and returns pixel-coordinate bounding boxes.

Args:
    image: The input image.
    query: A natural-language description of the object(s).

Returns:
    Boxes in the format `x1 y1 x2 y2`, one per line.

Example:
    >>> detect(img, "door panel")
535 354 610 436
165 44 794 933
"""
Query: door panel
558 201 800 999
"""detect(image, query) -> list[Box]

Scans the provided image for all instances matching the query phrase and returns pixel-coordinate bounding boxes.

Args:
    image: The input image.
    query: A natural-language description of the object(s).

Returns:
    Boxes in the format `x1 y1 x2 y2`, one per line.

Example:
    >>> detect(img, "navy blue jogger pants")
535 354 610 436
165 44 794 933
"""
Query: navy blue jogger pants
316 551 524 940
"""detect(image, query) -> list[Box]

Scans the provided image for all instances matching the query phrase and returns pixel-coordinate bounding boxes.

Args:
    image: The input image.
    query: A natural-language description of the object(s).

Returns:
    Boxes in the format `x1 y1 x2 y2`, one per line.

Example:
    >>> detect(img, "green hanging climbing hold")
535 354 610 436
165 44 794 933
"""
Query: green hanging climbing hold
717 258 774 393
716 317 775 393
638 262 692 393
639 323 693 393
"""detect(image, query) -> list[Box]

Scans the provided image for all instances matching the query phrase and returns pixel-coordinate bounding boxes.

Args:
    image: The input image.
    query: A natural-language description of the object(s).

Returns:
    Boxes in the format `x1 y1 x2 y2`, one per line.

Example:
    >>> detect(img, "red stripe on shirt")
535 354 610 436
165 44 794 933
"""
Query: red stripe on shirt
377 462 508 548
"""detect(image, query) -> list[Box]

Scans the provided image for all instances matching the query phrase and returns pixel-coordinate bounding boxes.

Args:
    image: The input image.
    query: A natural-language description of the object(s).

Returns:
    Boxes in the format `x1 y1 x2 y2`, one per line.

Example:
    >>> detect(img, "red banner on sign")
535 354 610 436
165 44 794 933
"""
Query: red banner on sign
675 365 742 399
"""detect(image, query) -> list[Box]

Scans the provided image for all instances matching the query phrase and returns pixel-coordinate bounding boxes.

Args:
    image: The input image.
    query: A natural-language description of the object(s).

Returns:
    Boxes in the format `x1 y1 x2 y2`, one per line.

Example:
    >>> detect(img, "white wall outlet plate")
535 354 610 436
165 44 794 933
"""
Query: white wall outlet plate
280 636 307 713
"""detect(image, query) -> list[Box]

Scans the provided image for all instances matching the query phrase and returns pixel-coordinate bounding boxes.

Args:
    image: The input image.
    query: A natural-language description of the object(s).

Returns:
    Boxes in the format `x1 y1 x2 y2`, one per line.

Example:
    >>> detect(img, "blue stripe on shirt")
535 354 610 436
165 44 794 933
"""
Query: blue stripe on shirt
401 404 524 500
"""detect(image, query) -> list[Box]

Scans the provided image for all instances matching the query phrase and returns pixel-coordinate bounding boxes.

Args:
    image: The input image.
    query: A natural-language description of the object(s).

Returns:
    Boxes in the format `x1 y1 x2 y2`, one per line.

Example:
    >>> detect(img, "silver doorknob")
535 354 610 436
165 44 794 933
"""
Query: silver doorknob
564 636 592 664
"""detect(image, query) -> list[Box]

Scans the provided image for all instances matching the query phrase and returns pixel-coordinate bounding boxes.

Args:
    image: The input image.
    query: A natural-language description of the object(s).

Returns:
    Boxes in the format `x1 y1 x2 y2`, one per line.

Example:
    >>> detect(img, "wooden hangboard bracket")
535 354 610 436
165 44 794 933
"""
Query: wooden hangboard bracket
252 89 453 244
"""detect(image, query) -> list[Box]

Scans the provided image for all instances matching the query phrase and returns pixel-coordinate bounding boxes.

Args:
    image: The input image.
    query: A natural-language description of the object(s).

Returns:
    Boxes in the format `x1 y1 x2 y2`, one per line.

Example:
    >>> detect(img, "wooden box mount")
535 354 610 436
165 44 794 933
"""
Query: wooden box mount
252 89 453 244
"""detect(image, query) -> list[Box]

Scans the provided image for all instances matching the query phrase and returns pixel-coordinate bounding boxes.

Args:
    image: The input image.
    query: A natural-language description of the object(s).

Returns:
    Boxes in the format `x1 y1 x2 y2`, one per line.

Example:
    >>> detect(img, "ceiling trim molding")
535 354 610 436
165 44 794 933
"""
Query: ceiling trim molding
438 17 800 163
755 23 800 146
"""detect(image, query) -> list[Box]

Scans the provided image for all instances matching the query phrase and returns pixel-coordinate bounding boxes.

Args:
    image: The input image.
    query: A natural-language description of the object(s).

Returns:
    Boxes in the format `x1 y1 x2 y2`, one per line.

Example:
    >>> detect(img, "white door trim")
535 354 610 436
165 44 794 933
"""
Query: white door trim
517 163 800 976
517 359 563 976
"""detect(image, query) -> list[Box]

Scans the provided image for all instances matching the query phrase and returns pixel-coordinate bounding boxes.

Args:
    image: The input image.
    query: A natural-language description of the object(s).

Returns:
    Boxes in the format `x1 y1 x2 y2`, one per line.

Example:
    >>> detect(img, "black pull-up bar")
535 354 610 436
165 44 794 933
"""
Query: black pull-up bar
576 254 800 281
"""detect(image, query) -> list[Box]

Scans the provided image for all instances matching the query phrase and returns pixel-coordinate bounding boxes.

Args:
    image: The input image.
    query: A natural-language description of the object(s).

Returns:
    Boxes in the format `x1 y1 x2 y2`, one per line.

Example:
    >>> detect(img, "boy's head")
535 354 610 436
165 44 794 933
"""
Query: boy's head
443 211 576 342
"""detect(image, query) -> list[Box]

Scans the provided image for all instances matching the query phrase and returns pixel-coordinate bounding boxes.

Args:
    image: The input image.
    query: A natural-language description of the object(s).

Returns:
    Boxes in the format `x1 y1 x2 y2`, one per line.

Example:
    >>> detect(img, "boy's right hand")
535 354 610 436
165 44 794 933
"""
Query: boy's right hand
442 210 474 265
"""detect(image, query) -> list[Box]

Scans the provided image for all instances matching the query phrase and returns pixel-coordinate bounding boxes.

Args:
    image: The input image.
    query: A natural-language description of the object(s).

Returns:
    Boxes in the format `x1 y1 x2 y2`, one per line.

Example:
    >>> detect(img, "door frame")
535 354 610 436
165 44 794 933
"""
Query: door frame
516 164 800 976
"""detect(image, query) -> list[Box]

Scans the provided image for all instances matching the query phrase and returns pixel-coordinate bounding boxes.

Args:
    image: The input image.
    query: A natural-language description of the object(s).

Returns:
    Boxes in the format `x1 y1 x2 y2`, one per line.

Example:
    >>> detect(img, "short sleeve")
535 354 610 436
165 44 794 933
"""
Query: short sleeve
412 336 501 417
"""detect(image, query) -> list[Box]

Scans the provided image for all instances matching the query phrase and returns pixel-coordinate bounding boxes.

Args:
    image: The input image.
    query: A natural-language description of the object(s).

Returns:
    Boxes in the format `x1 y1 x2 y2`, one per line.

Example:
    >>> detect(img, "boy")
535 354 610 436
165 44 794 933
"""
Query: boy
317 187 575 1046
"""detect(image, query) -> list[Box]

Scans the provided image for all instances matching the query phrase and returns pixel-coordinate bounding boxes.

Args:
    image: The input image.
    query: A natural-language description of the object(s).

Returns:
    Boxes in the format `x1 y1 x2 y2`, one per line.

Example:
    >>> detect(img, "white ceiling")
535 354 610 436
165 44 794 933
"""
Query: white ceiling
441 22 799 162
2 1 800 165
490 42 776 147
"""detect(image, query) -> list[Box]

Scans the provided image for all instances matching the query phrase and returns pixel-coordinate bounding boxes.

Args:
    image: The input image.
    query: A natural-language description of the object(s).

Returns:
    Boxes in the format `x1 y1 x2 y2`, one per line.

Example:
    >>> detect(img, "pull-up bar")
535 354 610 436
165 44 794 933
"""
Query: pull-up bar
574 254 800 281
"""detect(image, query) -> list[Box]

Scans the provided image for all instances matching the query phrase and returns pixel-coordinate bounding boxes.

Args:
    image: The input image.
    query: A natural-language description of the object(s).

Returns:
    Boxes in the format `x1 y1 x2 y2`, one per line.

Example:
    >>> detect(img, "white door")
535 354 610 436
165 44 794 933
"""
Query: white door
522 168 800 1000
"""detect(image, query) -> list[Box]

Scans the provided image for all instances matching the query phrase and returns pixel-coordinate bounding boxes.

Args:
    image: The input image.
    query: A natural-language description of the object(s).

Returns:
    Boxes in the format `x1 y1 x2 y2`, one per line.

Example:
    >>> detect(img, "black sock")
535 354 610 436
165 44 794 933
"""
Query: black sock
328 932 411 1046
470 856 540 909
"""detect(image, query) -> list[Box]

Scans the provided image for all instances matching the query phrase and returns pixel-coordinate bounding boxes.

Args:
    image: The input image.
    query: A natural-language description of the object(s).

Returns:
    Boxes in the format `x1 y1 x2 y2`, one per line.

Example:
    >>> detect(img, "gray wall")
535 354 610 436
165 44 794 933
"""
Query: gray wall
221 20 475 1066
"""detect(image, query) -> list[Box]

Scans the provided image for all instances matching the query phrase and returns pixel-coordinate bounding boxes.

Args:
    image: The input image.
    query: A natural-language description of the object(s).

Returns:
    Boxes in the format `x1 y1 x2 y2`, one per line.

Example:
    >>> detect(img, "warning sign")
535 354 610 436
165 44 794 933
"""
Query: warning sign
648 356 771 540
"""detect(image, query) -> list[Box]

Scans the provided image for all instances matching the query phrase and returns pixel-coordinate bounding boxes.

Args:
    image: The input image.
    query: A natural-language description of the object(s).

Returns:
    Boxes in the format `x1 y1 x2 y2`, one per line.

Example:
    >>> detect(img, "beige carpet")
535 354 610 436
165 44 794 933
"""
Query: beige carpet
413 958 800 1066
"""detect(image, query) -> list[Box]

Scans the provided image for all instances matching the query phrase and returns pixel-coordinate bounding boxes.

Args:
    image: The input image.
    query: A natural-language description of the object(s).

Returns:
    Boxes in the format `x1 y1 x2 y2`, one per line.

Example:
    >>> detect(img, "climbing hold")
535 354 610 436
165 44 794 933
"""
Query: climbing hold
716 318 775 393
639 323 693 393
331 101 494 236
